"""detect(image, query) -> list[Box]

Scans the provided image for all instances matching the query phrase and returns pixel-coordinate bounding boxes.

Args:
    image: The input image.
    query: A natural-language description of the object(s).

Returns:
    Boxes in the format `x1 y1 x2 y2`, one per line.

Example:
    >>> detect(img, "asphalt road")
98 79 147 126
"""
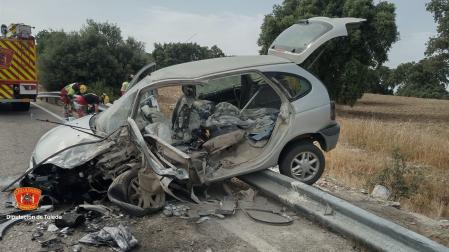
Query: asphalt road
0 101 360 252
0 103 56 179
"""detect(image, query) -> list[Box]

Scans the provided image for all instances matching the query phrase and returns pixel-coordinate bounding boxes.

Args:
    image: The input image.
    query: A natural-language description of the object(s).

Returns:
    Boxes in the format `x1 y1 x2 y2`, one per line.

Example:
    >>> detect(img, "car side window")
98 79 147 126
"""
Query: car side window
196 75 242 107
197 75 241 96
265 72 312 99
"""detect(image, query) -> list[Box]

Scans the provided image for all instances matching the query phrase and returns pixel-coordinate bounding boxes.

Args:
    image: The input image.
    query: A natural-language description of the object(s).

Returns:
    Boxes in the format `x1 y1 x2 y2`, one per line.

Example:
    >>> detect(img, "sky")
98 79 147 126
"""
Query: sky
0 0 437 68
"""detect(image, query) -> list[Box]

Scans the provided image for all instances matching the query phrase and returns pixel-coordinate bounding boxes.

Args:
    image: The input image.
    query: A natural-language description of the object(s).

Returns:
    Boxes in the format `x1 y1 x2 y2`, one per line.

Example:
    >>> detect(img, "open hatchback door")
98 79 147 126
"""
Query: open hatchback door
268 17 366 64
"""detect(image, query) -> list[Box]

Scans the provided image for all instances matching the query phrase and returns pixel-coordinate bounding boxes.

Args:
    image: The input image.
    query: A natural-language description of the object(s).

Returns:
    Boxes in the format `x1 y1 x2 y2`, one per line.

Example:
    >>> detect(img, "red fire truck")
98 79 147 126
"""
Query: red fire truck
0 23 38 111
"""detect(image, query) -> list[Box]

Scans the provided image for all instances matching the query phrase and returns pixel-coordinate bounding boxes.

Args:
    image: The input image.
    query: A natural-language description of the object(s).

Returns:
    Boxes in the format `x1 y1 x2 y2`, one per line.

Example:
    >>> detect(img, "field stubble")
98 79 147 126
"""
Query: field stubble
325 94 449 218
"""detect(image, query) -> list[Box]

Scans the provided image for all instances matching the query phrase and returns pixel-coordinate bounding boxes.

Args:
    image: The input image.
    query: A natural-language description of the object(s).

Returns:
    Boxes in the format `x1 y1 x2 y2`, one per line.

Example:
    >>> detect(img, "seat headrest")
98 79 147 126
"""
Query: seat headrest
182 85 196 98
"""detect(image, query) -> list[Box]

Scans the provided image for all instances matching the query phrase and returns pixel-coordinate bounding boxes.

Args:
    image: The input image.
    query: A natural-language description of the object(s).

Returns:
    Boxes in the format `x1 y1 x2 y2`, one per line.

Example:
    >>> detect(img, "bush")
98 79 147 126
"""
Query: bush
87 81 120 101
368 149 422 200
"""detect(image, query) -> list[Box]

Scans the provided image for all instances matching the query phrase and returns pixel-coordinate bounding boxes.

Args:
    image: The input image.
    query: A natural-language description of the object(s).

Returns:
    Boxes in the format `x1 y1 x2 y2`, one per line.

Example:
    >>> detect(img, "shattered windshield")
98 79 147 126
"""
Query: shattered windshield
95 89 137 134
95 76 154 134
271 21 332 52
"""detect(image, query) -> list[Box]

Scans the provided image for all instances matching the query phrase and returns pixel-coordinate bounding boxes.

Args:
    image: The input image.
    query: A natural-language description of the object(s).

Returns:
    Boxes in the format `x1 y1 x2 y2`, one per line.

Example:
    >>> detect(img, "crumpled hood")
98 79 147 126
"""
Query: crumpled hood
32 115 113 169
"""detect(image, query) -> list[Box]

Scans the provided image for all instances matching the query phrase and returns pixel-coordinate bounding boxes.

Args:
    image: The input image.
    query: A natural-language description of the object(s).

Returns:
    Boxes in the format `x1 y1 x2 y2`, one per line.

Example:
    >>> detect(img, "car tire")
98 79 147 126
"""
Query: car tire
108 169 165 217
279 141 325 185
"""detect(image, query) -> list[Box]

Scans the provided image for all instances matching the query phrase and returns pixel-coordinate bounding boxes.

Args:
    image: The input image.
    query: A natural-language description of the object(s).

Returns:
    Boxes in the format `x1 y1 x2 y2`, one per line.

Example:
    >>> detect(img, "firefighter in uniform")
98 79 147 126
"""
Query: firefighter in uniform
100 93 110 105
120 81 129 96
60 83 87 118
73 93 100 117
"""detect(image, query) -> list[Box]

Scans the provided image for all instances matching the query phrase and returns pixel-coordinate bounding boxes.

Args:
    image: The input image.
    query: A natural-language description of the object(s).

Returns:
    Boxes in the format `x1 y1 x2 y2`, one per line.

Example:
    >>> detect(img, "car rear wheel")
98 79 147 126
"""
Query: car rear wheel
279 142 325 185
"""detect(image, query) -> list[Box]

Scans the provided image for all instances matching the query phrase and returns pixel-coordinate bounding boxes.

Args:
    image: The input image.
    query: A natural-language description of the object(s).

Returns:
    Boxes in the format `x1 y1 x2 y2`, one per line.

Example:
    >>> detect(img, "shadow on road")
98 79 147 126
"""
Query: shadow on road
0 103 30 115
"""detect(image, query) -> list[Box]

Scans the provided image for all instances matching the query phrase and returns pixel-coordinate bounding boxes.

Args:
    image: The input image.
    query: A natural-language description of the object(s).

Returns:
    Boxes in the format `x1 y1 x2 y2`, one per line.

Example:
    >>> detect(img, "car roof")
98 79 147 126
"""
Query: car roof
148 55 291 82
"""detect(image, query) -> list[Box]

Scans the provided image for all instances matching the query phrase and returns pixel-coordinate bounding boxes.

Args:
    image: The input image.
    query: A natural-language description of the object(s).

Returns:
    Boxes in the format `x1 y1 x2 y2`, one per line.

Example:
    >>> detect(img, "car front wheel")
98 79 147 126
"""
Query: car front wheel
279 142 325 185
108 169 165 216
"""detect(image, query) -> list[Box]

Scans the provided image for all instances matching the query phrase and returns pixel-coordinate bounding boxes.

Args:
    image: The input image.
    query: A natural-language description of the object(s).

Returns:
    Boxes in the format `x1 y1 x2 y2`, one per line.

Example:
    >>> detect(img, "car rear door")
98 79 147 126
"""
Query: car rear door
268 17 365 65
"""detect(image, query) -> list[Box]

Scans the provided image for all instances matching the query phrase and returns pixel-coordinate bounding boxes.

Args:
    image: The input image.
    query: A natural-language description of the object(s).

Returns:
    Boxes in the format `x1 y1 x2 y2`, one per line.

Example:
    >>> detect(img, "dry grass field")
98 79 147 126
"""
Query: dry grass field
157 86 183 118
325 93 449 218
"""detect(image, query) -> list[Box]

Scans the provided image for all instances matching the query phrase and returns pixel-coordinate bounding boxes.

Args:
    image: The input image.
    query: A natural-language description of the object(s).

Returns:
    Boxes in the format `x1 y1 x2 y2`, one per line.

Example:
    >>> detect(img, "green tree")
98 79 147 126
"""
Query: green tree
151 42 225 69
258 0 399 105
391 0 449 99
425 0 449 60
37 20 151 95
395 58 449 99
366 66 395 95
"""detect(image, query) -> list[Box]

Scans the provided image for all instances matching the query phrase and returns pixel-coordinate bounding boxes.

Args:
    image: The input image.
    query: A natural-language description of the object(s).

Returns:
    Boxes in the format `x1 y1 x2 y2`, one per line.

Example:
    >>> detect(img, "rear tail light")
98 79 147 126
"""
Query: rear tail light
330 101 336 120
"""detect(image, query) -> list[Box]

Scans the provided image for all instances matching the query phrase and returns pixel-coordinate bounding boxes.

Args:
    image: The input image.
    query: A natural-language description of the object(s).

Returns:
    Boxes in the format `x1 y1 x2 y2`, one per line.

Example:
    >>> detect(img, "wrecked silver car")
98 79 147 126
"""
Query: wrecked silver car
6 17 364 215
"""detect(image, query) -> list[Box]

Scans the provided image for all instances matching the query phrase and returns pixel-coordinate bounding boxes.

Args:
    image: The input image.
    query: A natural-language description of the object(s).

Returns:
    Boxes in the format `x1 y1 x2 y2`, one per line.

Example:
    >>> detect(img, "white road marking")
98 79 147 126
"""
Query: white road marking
31 102 64 122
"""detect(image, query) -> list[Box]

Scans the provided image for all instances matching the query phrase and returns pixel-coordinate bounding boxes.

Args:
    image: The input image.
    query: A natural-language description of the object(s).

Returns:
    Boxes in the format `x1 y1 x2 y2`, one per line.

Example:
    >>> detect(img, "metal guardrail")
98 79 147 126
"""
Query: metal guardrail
240 170 449 252
37 91 60 98
37 91 61 105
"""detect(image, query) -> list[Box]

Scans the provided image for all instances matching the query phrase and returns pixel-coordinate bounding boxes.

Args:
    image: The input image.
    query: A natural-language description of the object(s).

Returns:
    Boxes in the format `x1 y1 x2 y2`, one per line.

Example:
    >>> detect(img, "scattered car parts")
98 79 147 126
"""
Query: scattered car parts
79 224 138 252
55 212 85 228
0 205 52 240
0 218 22 240
242 208 294 225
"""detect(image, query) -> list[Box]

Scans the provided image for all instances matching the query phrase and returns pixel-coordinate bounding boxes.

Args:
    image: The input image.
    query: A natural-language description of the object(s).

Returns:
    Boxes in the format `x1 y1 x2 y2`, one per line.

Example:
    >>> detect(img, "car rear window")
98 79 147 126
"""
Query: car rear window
265 72 312 99
271 21 332 53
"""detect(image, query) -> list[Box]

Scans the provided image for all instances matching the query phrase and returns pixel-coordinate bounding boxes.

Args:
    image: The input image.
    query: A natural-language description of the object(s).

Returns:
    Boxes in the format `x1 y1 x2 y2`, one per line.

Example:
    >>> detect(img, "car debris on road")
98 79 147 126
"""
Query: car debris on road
1 178 295 252
79 224 138 252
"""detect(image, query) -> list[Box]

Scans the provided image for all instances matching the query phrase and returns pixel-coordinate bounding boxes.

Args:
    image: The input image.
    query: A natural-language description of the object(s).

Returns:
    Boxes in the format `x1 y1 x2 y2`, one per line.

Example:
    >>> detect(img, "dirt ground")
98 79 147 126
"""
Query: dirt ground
315 176 449 247
157 85 183 118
